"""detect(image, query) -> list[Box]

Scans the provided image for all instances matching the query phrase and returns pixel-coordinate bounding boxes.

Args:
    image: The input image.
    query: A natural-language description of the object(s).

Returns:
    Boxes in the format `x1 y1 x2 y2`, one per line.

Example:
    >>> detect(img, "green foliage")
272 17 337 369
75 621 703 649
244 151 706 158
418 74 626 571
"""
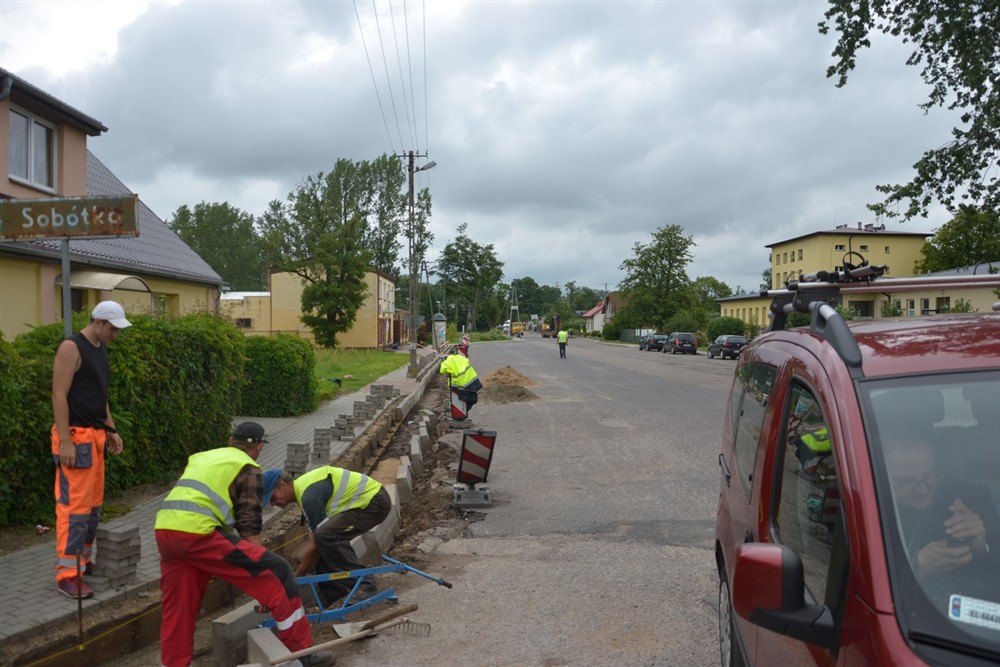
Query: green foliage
951 298 977 313
707 316 746 340
241 335 318 417
819 3 1000 219
312 348 408 401
690 276 733 314
473 330 509 342
168 202 266 290
881 299 904 317
914 206 1000 273
438 223 505 332
664 310 703 336
1 313 244 527
618 224 695 330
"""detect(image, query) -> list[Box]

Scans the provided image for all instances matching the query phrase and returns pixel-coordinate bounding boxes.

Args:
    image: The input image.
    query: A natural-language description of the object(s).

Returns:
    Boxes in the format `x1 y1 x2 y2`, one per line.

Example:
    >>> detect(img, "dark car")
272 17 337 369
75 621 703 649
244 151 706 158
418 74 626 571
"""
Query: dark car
707 335 747 360
664 332 697 354
643 333 670 351
716 270 1000 667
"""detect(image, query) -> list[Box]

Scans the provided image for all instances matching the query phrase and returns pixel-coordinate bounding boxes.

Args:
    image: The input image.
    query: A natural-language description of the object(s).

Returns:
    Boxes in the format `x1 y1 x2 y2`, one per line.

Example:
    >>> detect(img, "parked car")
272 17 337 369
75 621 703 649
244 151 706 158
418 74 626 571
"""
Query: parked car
642 333 670 351
707 335 747 360
716 280 1000 666
664 332 697 354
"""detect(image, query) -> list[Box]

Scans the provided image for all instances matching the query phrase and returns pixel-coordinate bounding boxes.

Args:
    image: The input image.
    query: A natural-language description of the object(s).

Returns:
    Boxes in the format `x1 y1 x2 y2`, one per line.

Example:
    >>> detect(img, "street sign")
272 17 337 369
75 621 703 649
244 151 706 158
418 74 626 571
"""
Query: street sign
0 195 139 241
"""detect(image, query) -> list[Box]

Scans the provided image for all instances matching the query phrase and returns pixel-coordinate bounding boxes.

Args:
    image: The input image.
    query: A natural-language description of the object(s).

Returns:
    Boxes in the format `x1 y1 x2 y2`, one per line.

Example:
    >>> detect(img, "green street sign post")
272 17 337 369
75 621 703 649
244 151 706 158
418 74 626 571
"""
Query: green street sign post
0 195 140 336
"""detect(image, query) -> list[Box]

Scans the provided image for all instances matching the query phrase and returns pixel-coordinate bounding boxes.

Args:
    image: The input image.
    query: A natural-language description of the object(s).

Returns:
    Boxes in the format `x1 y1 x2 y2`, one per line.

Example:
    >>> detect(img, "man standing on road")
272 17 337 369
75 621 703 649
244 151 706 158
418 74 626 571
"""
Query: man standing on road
558 328 569 358
51 300 131 599
154 422 332 667
268 467 391 606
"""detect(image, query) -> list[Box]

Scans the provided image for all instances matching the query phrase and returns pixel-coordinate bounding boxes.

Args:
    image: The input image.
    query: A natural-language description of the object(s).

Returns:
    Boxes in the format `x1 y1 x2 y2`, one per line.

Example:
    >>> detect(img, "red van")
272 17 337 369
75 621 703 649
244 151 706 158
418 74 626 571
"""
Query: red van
715 273 1000 666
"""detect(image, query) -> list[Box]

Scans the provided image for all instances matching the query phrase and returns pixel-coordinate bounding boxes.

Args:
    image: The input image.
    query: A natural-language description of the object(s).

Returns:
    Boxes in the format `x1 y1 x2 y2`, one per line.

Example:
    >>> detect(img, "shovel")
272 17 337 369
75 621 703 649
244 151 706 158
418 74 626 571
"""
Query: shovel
331 602 419 638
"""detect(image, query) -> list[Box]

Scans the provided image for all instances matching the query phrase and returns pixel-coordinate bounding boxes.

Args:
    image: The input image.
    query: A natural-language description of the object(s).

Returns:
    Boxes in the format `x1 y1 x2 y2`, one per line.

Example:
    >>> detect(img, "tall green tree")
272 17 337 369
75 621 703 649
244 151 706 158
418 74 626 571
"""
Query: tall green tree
258 159 378 348
690 276 733 315
618 224 695 330
168 202 265 290
437 223 504 331
914 206 1000 273
819 2 1000 219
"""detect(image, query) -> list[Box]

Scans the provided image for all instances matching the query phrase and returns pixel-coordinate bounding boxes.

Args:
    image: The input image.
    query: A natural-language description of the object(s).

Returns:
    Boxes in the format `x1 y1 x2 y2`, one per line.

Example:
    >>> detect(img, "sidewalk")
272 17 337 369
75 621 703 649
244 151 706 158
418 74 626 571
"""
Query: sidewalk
0 352 436 648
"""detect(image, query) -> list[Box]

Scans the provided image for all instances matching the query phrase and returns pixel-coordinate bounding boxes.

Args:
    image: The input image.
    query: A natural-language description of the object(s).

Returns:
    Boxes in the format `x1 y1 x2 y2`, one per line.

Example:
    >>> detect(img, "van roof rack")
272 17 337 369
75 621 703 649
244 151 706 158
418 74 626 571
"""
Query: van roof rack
761 258 888 378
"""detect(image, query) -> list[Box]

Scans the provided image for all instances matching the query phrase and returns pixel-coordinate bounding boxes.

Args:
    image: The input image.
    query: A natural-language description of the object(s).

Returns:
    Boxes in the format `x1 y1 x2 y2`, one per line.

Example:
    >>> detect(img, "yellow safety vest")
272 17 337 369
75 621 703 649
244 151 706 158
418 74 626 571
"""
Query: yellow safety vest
154 447 259 534
558 330 568 343
293 466 381 524
800 428 831 453
439 354 478 389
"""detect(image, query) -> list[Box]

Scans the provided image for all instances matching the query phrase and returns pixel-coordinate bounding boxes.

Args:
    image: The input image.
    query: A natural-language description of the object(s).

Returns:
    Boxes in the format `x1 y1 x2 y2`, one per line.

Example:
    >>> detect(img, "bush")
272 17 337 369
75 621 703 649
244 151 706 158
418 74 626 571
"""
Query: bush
707 317 746 341
1 313 247 527
241 335 318 417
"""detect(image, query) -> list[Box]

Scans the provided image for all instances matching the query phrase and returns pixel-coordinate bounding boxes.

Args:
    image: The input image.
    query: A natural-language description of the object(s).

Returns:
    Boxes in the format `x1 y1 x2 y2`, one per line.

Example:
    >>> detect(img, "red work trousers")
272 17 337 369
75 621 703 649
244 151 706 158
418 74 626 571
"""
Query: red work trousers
51 425 105 583
156 528 313 667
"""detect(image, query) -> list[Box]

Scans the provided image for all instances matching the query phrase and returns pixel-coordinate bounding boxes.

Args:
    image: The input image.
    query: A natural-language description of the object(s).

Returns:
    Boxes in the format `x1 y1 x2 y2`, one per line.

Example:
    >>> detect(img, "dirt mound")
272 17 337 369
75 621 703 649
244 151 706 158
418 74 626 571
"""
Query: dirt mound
481 366 535 387
479 366 538 403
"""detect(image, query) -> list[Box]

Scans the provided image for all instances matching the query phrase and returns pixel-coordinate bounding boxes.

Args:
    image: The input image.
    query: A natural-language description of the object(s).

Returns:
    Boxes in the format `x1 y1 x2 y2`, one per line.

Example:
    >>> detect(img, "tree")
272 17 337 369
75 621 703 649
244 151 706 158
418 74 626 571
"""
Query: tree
258 159 381 348
168 202 265 291
618 224 695 330
437 224 504 331
819 2 1000 219
914 206 1000 273
690 276 733 314
707 316 746 340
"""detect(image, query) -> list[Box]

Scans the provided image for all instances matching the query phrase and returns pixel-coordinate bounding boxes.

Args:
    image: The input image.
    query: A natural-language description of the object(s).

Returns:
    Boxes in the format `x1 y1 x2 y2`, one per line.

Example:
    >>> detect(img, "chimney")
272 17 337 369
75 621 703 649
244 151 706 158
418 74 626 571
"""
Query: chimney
857 221 862 230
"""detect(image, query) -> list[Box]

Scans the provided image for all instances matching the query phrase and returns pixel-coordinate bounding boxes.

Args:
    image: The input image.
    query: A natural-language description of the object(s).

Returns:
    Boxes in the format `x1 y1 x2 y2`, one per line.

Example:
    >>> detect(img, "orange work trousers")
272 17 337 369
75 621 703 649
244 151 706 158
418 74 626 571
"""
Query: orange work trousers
51 425 106 583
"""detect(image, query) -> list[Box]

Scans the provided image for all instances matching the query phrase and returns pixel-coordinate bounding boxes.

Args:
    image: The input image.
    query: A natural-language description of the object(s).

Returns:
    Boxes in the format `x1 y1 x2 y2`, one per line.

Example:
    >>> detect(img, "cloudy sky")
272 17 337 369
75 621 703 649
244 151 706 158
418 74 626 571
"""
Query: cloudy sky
1 0 953 295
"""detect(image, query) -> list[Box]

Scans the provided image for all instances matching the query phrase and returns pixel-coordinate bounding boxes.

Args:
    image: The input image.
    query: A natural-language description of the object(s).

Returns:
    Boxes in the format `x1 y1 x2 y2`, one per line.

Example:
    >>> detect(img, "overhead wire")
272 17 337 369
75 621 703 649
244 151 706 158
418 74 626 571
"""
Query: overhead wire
370 0 407 152
352 0 396 154
389 0 416 151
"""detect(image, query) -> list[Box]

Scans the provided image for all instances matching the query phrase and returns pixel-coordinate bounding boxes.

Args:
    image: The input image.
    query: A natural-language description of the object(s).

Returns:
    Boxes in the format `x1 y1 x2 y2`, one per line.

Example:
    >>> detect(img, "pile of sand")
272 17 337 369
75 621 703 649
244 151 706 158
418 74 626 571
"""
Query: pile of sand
478 365 538 403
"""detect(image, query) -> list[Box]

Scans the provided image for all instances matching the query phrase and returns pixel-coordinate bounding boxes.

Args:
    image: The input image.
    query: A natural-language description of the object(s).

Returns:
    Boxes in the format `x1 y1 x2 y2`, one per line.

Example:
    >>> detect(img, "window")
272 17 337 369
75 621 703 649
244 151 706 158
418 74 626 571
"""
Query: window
775 385 841 604
783 252 788 263
848 300 874 318
936 296 950 313
733 362 777 497
885 246 891 253
860 244 869 252
8 107 55 190
906 299 915 316
921 298 931 315
835 244 846 251
775 253 780 265
798 249 803 261
236 318 252 328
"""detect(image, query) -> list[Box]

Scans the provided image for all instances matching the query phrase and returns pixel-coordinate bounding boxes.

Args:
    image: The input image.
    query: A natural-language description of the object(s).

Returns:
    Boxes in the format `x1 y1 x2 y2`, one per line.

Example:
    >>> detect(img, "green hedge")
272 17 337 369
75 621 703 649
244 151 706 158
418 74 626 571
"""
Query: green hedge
241 334 318 417
0 313 316 527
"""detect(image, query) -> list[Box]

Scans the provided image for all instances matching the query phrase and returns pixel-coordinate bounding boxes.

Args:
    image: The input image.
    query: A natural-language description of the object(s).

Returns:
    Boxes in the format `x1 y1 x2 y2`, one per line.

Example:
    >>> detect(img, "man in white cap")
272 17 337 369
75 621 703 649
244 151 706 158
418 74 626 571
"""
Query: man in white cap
50 300 131 599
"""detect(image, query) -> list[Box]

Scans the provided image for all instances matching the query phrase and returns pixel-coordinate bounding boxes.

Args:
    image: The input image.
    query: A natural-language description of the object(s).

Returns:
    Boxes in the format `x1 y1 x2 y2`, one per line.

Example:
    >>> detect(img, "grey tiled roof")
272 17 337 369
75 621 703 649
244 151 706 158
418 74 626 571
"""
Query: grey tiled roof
2 152 222 286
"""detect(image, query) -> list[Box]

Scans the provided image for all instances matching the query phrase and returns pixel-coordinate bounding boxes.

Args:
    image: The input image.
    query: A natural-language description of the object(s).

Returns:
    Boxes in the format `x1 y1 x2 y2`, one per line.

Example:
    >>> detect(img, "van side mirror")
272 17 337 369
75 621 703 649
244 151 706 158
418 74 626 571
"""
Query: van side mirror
732 543 836 647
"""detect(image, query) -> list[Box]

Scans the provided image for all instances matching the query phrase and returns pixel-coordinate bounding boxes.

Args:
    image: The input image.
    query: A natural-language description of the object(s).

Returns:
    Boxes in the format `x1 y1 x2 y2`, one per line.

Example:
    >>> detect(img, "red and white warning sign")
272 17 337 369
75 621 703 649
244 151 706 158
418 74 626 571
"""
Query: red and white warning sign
457 429 497 485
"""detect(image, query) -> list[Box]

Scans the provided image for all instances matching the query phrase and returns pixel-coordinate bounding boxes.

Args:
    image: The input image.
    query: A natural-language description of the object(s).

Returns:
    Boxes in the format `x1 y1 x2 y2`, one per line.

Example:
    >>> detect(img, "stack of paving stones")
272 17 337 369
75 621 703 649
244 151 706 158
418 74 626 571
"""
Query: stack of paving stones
92 523 140 589
285 441 310 477
330 415 354 442
310 427 332 466
353 399 376 426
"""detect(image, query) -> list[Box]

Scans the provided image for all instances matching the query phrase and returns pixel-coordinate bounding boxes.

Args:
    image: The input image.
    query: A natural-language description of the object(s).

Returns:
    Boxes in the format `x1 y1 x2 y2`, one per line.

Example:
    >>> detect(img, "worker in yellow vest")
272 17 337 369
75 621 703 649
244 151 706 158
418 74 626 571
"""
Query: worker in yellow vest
557 328 569 358
154 422 332 667
268 466 391 606
439 353 483 415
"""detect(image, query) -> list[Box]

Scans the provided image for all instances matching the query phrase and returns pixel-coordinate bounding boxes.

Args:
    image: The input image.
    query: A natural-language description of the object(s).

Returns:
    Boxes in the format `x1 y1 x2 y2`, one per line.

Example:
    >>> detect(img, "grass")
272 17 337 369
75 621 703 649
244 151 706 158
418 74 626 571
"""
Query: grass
313 348 410 401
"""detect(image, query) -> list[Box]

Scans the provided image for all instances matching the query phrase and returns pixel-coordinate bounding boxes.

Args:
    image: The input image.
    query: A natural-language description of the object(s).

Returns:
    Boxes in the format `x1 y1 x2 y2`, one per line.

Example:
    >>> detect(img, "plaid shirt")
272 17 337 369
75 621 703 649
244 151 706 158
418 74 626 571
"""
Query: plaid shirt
229 464 263 538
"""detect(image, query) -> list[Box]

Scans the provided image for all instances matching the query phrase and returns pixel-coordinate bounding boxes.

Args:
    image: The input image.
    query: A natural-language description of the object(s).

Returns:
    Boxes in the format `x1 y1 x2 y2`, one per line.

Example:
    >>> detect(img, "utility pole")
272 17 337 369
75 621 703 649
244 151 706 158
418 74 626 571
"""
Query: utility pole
404 150 436 377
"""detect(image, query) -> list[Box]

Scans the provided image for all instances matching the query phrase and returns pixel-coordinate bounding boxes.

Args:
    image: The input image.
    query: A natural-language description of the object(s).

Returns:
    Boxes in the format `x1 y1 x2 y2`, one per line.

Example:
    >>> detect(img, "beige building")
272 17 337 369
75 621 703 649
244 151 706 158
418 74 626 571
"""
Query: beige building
1 68 222 338
220 268 404 349
720 224 1000 334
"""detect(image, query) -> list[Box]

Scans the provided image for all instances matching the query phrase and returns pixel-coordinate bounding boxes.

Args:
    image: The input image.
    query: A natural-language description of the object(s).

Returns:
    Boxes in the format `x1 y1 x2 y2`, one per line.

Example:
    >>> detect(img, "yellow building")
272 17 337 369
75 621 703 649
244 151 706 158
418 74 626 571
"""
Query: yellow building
1 68 222 338
220 268 403 349
719 224 999 334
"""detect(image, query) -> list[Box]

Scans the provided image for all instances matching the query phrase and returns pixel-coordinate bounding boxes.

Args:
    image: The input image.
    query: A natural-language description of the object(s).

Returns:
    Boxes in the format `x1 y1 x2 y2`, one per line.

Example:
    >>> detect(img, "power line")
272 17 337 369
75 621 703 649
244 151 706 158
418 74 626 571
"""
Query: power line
353 0 395 154
389 0 416 150
370 0 406 151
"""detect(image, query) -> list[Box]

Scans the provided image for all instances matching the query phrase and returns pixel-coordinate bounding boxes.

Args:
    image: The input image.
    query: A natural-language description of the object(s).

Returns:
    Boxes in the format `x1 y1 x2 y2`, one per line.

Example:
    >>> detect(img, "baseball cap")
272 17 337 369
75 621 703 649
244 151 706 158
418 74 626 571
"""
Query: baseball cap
232 421 268 444
91 301 132 329
262 469 281 506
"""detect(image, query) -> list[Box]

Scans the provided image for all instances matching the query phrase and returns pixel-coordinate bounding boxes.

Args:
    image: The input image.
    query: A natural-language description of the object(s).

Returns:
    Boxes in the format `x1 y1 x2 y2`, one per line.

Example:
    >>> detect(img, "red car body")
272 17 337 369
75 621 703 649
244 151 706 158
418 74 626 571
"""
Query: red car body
715 312 1000 666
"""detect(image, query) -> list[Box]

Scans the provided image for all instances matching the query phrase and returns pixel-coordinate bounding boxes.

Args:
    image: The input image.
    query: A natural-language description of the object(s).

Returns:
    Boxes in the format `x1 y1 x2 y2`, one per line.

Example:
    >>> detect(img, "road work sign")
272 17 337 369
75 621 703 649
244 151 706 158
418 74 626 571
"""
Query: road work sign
0 195 139 241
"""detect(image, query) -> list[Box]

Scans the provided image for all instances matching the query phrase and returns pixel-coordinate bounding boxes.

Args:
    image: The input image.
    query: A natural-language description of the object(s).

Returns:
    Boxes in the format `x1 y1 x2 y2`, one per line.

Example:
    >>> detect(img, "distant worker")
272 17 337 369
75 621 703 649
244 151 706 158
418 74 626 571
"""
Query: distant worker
51 300 131 599
440 353 483 420
268 467 392 606
558 328 569 359
154 422 332 667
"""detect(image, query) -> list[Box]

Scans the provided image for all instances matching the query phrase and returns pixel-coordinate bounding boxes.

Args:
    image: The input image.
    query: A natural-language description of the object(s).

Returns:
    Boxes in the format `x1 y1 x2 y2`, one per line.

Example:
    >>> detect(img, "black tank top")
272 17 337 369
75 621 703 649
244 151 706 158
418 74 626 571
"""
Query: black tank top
67 332 110 428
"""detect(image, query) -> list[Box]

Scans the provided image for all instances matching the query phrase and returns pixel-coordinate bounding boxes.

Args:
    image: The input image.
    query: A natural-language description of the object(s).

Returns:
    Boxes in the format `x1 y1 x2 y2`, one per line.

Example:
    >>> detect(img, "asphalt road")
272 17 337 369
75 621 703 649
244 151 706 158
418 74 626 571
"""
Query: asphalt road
336 335 737 667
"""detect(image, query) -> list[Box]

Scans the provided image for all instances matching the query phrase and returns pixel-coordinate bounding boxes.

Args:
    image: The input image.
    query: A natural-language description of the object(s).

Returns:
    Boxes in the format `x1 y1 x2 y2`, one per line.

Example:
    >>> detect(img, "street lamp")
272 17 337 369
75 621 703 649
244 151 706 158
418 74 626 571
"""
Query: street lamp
407 151 436 377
